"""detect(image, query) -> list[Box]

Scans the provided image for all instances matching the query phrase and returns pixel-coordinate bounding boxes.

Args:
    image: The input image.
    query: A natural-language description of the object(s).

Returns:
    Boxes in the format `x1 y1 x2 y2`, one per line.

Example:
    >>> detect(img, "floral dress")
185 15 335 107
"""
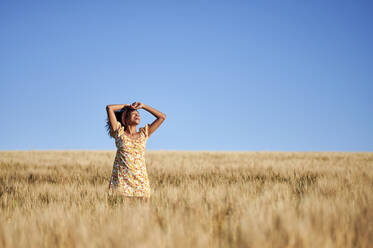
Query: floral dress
108 121 151 198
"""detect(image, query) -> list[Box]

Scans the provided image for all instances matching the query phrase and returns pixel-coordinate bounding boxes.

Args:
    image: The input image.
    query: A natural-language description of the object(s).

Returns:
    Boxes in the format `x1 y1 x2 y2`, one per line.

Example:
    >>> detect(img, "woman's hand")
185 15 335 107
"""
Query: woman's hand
130 102 144 110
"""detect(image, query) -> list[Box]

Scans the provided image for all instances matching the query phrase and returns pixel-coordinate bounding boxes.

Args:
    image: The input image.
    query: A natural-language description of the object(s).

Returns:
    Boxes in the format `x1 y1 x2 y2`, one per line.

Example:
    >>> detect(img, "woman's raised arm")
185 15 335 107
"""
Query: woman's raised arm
143 104 166 137
131 102 166 137
106 104 129 132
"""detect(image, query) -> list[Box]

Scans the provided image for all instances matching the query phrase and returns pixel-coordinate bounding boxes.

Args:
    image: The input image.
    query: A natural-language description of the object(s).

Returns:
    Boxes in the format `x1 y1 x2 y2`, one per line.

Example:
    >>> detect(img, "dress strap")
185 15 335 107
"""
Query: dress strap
114 121 124 139
140 124 149 139
145 124 149 138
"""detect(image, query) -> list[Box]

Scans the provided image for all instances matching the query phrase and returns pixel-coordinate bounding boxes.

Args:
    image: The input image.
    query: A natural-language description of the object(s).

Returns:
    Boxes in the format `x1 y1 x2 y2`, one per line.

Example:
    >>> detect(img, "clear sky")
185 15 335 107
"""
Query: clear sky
1 0 372 151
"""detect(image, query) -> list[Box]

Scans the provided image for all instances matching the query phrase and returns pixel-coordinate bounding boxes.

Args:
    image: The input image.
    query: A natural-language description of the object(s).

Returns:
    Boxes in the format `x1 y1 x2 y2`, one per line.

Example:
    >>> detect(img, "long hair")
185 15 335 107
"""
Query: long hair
105 106 136 138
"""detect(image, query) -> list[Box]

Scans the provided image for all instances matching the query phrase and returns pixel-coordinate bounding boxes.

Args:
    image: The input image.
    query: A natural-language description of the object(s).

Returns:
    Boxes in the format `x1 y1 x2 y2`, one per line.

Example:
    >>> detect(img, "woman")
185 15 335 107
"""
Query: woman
105 102 166 201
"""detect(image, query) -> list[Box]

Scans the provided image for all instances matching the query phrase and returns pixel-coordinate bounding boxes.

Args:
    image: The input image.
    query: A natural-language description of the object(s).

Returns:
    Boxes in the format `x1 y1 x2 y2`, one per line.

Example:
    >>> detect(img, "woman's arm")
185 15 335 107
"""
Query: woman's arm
131 102 166 137
106 104 129 132
106 104 129 111
143 104 166 137
142 104 166 120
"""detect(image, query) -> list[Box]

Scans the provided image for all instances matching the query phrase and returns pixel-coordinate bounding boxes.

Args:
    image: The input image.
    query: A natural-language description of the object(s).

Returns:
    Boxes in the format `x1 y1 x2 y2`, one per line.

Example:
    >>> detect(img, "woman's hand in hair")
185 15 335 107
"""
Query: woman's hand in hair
131 102 144 110
130 102 141 109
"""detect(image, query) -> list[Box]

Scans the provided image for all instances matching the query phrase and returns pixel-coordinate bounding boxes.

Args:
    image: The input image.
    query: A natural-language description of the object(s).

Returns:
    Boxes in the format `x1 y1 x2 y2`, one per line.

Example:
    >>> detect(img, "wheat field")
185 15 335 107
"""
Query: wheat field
0 150 372 248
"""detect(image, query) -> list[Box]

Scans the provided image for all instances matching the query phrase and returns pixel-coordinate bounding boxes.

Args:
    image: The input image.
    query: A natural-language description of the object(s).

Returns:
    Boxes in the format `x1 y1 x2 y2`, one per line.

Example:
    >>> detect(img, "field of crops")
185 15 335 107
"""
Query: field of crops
0 151 372 247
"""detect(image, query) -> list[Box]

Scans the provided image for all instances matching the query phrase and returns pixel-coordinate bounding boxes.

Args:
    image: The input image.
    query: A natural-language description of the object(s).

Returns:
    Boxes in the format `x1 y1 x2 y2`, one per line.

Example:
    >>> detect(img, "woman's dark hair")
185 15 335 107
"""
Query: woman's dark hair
105 106 136 138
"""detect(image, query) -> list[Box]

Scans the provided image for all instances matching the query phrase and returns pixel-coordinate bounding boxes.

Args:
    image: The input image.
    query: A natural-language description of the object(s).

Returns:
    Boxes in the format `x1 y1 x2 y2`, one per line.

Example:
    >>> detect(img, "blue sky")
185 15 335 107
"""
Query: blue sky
1 0 372 151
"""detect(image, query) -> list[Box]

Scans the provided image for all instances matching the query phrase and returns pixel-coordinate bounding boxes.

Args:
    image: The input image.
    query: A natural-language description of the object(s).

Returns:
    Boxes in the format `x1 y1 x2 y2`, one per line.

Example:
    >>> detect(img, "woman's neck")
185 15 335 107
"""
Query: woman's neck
125 124 137 134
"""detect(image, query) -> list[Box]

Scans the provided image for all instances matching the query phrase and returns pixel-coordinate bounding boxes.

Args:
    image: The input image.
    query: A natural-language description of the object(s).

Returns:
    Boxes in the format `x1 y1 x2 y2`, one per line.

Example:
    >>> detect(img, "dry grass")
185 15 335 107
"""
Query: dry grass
0 150 372 248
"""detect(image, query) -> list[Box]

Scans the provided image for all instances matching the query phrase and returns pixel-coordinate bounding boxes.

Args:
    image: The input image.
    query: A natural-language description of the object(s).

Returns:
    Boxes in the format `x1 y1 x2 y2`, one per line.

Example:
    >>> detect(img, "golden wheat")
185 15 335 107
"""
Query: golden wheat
0 151 372 248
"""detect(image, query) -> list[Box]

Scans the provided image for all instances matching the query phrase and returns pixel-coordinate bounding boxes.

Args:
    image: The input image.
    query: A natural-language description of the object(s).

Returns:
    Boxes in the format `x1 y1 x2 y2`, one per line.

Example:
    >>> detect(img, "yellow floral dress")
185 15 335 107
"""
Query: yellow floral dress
108 121 151 198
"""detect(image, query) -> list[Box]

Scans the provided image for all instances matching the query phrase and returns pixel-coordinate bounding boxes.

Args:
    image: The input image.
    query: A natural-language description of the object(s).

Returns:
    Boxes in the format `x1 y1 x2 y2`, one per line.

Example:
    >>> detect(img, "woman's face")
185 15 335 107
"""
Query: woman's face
123 110 140 125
